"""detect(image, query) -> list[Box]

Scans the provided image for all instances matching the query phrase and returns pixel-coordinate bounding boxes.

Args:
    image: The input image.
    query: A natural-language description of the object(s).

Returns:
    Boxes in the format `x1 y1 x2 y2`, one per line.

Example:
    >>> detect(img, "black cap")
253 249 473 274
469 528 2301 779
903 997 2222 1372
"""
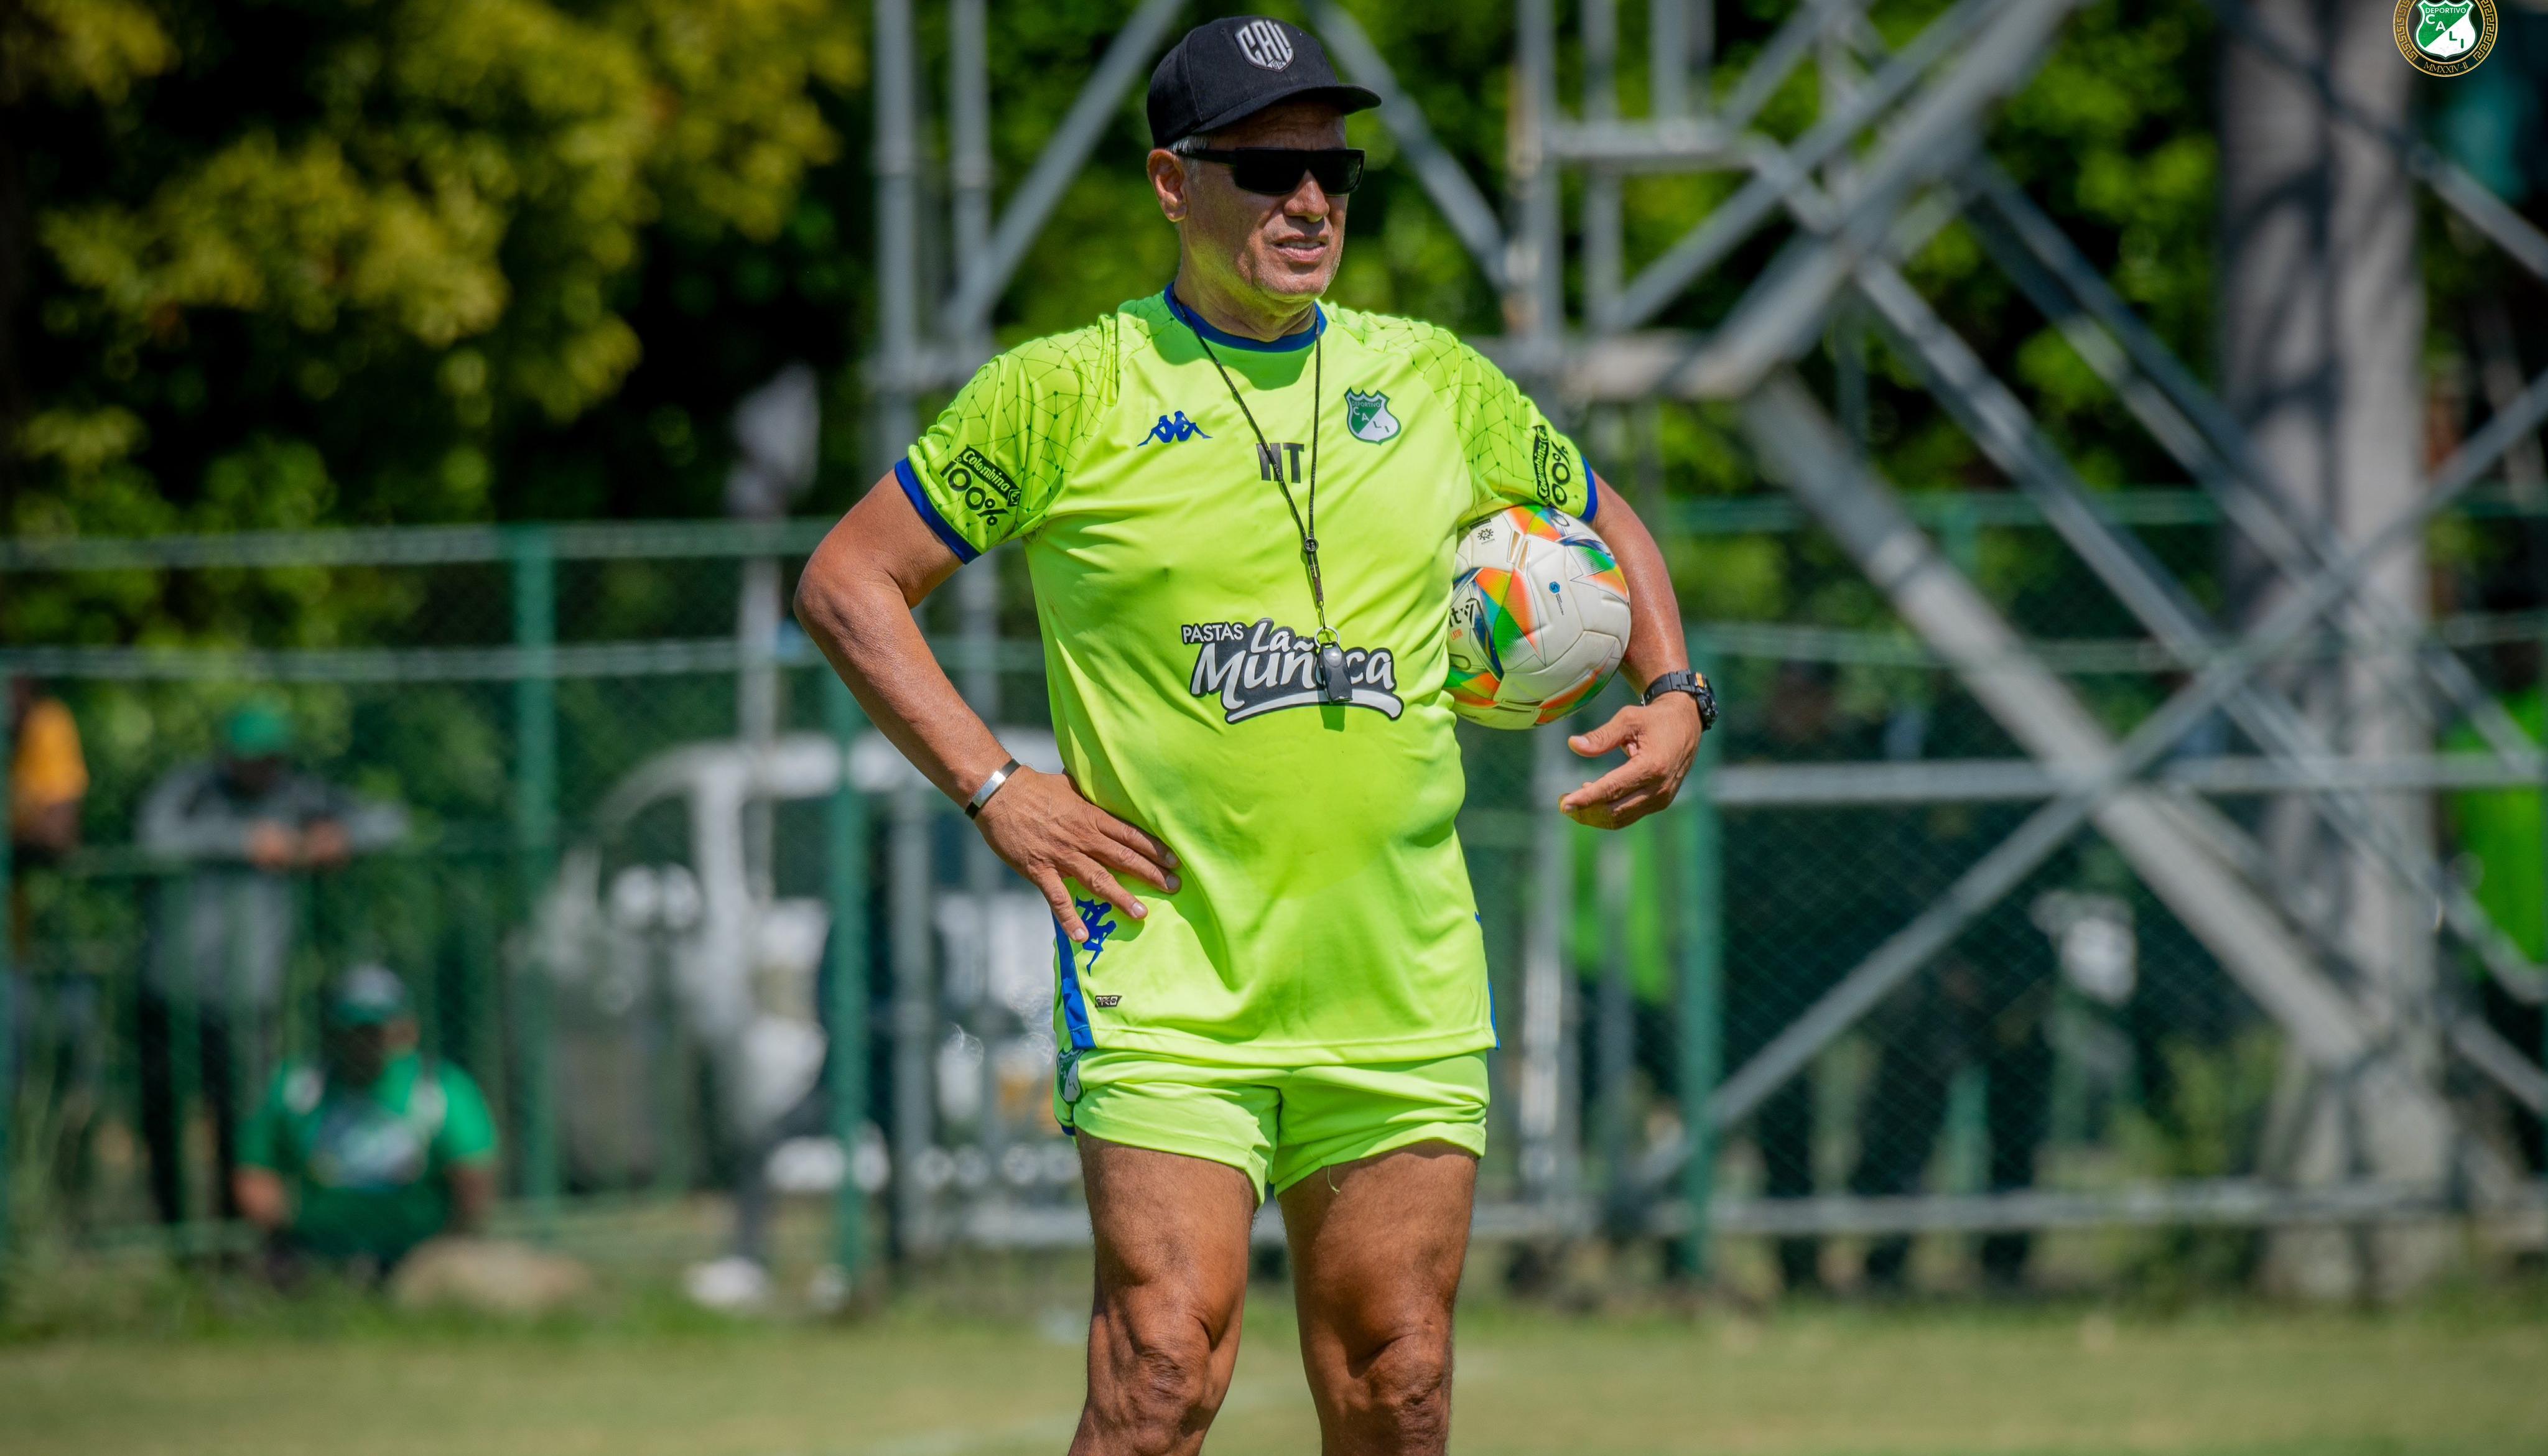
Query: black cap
1146 17 1380 149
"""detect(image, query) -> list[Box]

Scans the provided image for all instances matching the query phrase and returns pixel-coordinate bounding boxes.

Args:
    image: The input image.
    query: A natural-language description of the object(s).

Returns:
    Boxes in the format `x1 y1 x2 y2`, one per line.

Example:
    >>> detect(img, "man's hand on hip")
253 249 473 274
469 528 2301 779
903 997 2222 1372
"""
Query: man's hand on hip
1558 693 1701 830
975 767 1181 942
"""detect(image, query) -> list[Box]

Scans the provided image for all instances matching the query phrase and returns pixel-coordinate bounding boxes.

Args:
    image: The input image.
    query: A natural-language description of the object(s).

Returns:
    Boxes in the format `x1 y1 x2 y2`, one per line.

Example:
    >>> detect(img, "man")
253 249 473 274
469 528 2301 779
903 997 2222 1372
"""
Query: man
136 700 406 1226
796 18 1710 1453
7 676 85 869
1844 914 2053 1292
235 965 498 1278
9 677 95 1215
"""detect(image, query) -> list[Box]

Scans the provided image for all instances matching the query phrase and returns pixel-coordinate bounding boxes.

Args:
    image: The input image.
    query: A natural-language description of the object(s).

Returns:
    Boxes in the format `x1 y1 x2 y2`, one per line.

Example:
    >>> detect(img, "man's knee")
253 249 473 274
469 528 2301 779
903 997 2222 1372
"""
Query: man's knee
1347 1326 1454 1442
1087 1301 1229 1454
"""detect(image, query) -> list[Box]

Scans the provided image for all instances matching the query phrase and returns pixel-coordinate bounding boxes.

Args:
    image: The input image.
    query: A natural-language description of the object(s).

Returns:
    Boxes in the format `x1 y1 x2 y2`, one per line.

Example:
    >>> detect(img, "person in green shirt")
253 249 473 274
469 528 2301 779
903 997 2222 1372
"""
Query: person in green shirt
2447 687 2545 967
235 965 498 1277
794 17 1707 1454
2446 686 2545 1169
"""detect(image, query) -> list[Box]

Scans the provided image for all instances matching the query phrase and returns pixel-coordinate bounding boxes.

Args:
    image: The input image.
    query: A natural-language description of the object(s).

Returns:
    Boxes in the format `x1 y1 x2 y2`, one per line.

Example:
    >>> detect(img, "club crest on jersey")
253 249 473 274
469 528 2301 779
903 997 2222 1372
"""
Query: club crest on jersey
1344 389 1400 443
1140 411 1212 445
1181 619 1403 723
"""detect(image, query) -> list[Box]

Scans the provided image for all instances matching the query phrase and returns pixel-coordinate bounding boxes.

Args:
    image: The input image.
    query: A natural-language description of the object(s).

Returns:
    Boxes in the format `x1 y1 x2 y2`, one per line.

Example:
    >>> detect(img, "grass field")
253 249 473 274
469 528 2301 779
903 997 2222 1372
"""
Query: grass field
6 1291 2546 1456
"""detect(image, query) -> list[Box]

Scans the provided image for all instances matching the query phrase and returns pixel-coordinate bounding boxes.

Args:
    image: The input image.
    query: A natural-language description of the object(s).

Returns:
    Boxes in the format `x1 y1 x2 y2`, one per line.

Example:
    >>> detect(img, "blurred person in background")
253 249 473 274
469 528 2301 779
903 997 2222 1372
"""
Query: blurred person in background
136 700 407 1229
1803 674 2057 1295
2445 678 2546 1172
1843 907 2055 1293
235 965 498 1281
9 676 101 1215
1723 660 1911 1293
685 918 896 1312
7 675 86 871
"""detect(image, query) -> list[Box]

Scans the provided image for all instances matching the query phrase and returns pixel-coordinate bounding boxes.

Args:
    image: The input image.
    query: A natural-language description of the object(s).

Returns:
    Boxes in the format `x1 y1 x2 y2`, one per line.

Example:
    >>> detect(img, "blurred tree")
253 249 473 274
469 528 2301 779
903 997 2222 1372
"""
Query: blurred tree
2 0 858 641
0 0 2254 659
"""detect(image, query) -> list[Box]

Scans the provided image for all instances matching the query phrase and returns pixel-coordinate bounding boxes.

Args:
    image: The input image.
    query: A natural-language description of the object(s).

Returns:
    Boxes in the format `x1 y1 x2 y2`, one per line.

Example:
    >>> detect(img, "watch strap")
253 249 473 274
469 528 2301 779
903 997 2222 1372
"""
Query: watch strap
1639 669 1719 729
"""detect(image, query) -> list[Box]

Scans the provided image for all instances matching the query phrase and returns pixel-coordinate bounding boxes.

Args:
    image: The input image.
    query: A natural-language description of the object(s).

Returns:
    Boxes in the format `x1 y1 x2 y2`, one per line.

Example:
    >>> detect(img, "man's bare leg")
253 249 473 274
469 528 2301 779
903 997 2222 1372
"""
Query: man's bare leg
1072 1135 1259 1456
1278 1144 1477 1456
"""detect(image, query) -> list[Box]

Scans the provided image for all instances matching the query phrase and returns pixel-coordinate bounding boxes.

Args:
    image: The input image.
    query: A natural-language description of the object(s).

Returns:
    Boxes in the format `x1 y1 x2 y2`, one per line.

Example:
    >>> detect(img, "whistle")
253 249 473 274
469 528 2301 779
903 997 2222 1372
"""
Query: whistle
1318 642 1352 704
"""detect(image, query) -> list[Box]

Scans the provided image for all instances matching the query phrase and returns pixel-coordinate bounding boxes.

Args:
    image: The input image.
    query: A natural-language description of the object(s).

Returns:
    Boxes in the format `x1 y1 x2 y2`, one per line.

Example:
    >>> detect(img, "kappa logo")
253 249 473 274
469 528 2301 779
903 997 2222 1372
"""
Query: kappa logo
1140 410 1212 445
1183 618 1403 723
946 446 1022 526
1344 389 1400 443
1233 19 1295 70
2396 0 2496 75
1074 898 1119 963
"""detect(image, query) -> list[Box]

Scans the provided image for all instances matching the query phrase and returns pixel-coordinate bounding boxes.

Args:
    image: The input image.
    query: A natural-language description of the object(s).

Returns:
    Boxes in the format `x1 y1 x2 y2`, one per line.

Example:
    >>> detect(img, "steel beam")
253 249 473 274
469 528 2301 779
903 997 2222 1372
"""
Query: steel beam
1658 0 2074 369
1851 261 2546 1001
1955 160 2539 767
937 0 1188 344
1715 0 1868 137
1605 0 2014 333
1730 371 2528 1205
948 0 993 359
1309 2 1512 290
1708 753 2548 807
869 0 922 472
2202 0 2548 283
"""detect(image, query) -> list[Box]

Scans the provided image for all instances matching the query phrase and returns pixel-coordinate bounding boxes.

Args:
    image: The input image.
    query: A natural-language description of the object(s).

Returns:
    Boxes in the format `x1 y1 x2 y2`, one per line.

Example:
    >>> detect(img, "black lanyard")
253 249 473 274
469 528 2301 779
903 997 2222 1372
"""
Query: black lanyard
1193 325 1352 702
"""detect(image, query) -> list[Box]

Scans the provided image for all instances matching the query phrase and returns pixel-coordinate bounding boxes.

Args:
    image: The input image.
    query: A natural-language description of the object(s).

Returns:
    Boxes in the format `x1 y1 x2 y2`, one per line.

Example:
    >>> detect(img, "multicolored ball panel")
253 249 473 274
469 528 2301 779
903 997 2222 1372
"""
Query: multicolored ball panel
1444 504 1634 728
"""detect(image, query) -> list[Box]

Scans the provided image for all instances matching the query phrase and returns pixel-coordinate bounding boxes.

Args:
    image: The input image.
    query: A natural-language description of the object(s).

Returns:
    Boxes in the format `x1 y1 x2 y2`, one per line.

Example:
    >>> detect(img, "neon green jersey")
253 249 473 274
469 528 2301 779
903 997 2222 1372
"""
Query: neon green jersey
901 290 1596 1066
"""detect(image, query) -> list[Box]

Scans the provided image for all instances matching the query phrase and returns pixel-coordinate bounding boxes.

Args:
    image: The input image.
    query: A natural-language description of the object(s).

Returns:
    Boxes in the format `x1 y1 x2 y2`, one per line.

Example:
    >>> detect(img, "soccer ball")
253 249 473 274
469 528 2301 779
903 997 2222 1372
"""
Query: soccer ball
1445 504 1632 728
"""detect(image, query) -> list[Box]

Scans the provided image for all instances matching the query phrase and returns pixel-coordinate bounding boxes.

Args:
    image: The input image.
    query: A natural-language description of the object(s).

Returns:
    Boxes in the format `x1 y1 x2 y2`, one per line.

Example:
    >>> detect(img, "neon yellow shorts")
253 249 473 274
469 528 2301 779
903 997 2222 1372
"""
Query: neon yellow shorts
1056 1049 1490 1199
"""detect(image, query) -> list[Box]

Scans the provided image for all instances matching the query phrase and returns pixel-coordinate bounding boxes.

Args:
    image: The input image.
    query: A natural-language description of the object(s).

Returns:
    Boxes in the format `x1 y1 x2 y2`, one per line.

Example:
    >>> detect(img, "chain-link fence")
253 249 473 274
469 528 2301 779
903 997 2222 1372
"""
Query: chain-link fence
4 494 2544 1297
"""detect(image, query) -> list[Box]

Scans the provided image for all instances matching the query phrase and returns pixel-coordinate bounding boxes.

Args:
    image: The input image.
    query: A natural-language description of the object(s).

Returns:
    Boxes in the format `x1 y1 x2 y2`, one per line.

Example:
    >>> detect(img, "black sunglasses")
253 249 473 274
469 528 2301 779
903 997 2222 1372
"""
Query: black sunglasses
1179 147 1365 197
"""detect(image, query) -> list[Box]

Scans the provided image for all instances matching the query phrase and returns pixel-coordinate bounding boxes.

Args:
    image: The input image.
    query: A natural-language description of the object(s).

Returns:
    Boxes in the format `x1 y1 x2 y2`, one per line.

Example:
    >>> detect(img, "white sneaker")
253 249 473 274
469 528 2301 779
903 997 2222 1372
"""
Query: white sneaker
683 1256 772 1312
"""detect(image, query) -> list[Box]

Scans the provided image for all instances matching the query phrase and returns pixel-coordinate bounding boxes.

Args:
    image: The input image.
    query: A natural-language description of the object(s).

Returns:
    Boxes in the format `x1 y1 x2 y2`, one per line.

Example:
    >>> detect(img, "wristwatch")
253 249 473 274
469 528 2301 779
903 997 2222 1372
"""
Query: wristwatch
1639 669 1719 730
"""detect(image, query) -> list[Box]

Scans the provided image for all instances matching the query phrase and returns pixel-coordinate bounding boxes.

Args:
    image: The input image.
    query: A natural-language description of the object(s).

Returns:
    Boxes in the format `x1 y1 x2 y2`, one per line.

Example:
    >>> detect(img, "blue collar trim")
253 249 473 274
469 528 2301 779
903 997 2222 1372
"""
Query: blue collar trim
1163 285 1324 353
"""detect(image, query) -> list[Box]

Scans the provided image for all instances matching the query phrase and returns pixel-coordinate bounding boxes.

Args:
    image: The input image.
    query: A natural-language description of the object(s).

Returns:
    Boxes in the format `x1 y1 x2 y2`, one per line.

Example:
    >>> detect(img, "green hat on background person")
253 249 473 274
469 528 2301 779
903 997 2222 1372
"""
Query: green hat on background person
324 964 411 1027
220 699 295 757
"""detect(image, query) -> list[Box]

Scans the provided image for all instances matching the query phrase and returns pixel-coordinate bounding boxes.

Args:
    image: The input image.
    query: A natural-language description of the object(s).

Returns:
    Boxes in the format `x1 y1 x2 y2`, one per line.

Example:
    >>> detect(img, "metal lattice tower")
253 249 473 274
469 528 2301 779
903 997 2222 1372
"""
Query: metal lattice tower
864 0 2548 1264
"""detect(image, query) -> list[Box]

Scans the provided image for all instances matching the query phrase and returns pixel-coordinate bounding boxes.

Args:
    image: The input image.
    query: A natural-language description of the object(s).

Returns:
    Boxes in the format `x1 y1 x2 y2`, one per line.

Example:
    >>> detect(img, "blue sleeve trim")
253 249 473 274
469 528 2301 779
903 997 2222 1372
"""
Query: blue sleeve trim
1581 453 1601 521
895 457 982 564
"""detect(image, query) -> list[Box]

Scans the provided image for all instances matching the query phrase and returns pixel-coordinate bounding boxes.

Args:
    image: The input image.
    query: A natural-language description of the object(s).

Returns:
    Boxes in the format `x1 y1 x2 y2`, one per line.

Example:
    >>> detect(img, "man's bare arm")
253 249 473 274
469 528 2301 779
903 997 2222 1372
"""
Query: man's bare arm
1558 484 1704 830
793 478 1179 941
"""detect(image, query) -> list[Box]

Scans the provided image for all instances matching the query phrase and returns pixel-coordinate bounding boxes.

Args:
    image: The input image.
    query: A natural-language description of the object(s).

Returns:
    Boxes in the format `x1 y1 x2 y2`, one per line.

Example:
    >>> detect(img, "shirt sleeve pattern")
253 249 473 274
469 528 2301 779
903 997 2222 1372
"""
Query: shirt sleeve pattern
1390 323 1596 524
900 321 1115 560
